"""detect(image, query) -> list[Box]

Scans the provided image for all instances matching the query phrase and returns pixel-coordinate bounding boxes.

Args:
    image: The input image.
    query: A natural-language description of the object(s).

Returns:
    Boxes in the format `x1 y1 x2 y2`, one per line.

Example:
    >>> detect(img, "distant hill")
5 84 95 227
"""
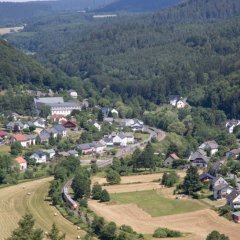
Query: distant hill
0 0 116 26
98 0 181 13
153 0 240 23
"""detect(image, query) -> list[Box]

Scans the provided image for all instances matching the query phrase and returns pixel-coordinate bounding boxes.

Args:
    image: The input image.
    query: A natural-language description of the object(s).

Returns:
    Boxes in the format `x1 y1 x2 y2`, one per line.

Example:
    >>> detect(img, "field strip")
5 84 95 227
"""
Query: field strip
0 177 85 240
88 200 240 240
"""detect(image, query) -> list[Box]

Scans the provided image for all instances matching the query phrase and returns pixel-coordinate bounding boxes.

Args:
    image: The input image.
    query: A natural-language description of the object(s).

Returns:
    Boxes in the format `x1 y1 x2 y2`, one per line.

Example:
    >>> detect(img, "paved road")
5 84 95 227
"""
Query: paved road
80 126 166 168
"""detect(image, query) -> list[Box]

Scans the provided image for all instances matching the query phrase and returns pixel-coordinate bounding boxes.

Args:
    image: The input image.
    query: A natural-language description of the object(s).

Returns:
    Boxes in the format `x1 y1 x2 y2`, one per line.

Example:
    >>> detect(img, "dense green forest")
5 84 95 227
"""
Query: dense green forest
3 0 240 118
98 0 181 13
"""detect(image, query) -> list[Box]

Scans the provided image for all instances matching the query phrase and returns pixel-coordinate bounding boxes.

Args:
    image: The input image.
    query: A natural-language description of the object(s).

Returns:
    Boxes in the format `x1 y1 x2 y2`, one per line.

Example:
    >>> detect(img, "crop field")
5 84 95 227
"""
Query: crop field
110 190 206 217
0 177 85 240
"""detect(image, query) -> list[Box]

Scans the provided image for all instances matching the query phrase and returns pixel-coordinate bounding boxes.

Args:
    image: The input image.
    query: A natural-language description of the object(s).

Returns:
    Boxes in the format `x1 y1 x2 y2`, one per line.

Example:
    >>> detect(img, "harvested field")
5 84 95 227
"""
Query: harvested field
0 177 85 240
93 170 186 185
0 26 24 35
89 200 240 240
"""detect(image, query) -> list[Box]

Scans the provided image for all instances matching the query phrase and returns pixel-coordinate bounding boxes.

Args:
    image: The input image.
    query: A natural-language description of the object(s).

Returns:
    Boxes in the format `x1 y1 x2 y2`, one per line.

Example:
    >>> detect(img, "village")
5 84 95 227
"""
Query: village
1 90 240 240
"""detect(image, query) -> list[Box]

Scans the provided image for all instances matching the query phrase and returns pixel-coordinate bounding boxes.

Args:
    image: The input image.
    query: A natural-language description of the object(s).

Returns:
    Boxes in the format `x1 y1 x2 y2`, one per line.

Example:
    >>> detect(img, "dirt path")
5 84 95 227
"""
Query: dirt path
0 177 85 240
93 171 186 185
89 201 240 240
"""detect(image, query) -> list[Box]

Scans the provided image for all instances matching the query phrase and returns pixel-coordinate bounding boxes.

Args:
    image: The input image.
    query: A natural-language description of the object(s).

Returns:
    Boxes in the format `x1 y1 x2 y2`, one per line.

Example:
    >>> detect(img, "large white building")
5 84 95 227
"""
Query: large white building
34 97 81 116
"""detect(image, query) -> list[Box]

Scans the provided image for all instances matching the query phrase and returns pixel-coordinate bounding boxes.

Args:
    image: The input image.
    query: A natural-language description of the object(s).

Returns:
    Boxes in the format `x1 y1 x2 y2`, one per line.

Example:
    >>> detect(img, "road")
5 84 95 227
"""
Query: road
80 126 166 167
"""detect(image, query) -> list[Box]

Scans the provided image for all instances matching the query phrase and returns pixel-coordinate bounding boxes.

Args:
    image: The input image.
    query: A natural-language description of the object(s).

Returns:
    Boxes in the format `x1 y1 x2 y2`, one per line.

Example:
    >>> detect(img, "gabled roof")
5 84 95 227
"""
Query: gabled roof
77 143 92 150
214 183 230 191
212 176 227 186
199 172 214 181
226 189 240 203
189 150 209 163
229 148 240 155
12 134 28 142
169 153 180 160
15 156 27 164
53 124 66 132
0 130 7 137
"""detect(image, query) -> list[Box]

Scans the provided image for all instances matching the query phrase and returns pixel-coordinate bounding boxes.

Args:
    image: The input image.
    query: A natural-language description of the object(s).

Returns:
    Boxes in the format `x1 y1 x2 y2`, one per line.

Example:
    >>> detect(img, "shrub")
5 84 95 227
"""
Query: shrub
106 169 121 185
153 228 182 238
79 198 88 208
100 189 110 202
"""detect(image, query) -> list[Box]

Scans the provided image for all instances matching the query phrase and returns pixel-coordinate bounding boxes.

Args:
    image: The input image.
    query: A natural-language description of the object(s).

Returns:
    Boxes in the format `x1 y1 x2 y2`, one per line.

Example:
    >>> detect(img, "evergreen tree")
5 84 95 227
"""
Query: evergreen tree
182 166 202 194
48 223 65 240
92 216 105 235
100 189 110 202
97 110 104 122
100 222 117 240
8 213 43 240
92 183 103 200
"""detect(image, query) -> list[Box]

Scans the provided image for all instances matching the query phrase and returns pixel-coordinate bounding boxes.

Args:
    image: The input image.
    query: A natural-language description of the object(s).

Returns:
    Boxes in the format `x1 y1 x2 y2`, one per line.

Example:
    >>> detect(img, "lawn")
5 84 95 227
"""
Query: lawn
110 190 207 217
0 144 10 154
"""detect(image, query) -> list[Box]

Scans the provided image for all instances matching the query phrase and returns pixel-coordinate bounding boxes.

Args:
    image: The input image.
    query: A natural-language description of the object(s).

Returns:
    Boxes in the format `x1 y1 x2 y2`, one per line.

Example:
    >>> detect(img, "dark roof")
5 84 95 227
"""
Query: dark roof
53 124 66 132
226 189 240 203
199 173 214 181
190 151 209 163
214 183 230 191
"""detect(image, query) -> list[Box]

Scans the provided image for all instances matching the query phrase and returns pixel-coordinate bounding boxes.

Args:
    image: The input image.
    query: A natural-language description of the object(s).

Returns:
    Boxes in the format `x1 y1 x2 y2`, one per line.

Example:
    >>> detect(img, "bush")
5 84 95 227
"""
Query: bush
106 169 121 185
92 183 103 200
79 198 88 208
153 228 182 238
120 225 134 234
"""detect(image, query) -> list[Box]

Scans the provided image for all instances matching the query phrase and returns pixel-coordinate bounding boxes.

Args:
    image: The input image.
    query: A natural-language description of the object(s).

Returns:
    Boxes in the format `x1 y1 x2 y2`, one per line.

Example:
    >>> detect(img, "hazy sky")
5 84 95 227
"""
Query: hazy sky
0 0 50 2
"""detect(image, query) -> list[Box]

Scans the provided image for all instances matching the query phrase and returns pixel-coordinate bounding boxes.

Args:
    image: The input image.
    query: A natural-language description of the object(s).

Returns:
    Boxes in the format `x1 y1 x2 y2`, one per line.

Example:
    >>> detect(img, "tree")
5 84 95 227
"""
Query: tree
92 183 103 200
10 142 23 156
206 231 229 240
72 168 91 199
40 105 51 118
161 171 179 187
8 213 43 240
182 166 202 194
97 110 104 122
92 216 105 235
100 222 117 240
48 223 65 240
100 189 110 202
106 169 121 185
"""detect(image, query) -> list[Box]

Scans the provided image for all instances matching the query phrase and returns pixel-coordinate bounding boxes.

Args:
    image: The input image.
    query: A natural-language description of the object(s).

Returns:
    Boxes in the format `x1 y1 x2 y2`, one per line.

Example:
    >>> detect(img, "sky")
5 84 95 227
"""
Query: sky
0 0 51 2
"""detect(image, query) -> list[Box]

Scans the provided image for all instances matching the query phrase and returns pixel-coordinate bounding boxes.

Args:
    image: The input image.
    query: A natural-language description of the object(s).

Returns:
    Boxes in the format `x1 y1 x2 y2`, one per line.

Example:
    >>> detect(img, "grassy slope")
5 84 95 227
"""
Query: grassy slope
110 190 206 217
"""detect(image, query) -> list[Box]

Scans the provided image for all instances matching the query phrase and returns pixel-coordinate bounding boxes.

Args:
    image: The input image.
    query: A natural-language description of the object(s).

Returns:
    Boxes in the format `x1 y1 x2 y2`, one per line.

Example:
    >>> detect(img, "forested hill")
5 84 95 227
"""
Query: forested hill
153 0 240 23
98 0 181 13
0 40 77 90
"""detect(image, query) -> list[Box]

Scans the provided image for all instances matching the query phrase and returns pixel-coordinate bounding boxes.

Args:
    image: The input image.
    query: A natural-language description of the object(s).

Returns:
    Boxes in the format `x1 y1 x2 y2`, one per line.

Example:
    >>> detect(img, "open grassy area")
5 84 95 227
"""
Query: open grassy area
110 190 207 217
134 132 150 141
0 144 10 154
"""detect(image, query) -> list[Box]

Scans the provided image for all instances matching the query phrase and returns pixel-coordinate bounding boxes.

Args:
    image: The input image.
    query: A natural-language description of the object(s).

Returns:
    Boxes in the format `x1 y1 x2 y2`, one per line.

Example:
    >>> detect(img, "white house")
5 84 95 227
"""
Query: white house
30 151 47 164
42 149 56 159
212 176 228 189
15 156 27 171
93 122 101 131
227 190 240 210
198 140 218 156
11 134 36 147
226 120 240 134
68 90 78 99
32 118 46 128
169 95 187 109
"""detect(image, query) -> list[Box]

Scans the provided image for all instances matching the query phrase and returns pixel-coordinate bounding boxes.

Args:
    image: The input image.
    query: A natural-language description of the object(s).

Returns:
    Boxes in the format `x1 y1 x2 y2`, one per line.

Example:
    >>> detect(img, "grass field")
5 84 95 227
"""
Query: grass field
0 145 10 154
0 177 86 240
110 190 206 217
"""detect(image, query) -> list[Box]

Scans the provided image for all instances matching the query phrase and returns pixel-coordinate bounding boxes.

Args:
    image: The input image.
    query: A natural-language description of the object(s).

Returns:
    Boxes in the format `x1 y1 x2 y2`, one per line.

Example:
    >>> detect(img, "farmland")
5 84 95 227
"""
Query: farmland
89 173 240 240
0 26 24 35
110 190 206 217
0 177 85 240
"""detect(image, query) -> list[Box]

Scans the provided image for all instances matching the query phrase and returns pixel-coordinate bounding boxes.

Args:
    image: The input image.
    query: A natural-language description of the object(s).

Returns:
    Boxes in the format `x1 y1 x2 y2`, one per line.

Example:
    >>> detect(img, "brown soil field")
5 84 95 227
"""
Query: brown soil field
0 26 24 35
0 177 85 240
89 201 240 240
93 171 186 185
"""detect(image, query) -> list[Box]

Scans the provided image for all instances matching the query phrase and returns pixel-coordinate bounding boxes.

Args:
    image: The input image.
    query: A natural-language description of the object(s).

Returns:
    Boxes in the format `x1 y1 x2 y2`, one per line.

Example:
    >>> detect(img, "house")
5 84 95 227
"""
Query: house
232 211 240 223
6 121 28 132
226 148 240 159
227 190 240 209
209 160 224 177
164 153 180 167
77 143 95 155
199 172 215 182
52 124 67 137
93 122 101 131
169 95 188 109
58 151 70 157
42 149 55 159
34 97 81 116
0 130 8 138
81 99 89 108
62 120 77 130
50 114 66 123
92 141 106 154
213 183 233 200
32 118 47 128
68 90 78 99
189 150 210 168
101 136 114 147
103 117 114 124
101 107 118 118
212 176 228 189
68 150 79 157
11 134 36 147
226 120 240 134
30 151 47 164
198 140 219 156
15 156 27 171
117 119 144 132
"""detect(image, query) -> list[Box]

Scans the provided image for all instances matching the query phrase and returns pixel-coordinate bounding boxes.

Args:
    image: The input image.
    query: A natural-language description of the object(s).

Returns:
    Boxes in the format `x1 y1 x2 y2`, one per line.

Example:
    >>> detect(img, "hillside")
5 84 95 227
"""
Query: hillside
98 0 181 13
5 0 240 118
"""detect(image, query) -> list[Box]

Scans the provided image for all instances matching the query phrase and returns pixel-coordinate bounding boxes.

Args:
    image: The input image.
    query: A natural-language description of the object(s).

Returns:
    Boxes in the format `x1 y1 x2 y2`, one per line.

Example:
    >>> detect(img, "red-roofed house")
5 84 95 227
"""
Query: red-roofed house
15 156 27 171
62 120 77 130
0 130 7 138
11 134 32 147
